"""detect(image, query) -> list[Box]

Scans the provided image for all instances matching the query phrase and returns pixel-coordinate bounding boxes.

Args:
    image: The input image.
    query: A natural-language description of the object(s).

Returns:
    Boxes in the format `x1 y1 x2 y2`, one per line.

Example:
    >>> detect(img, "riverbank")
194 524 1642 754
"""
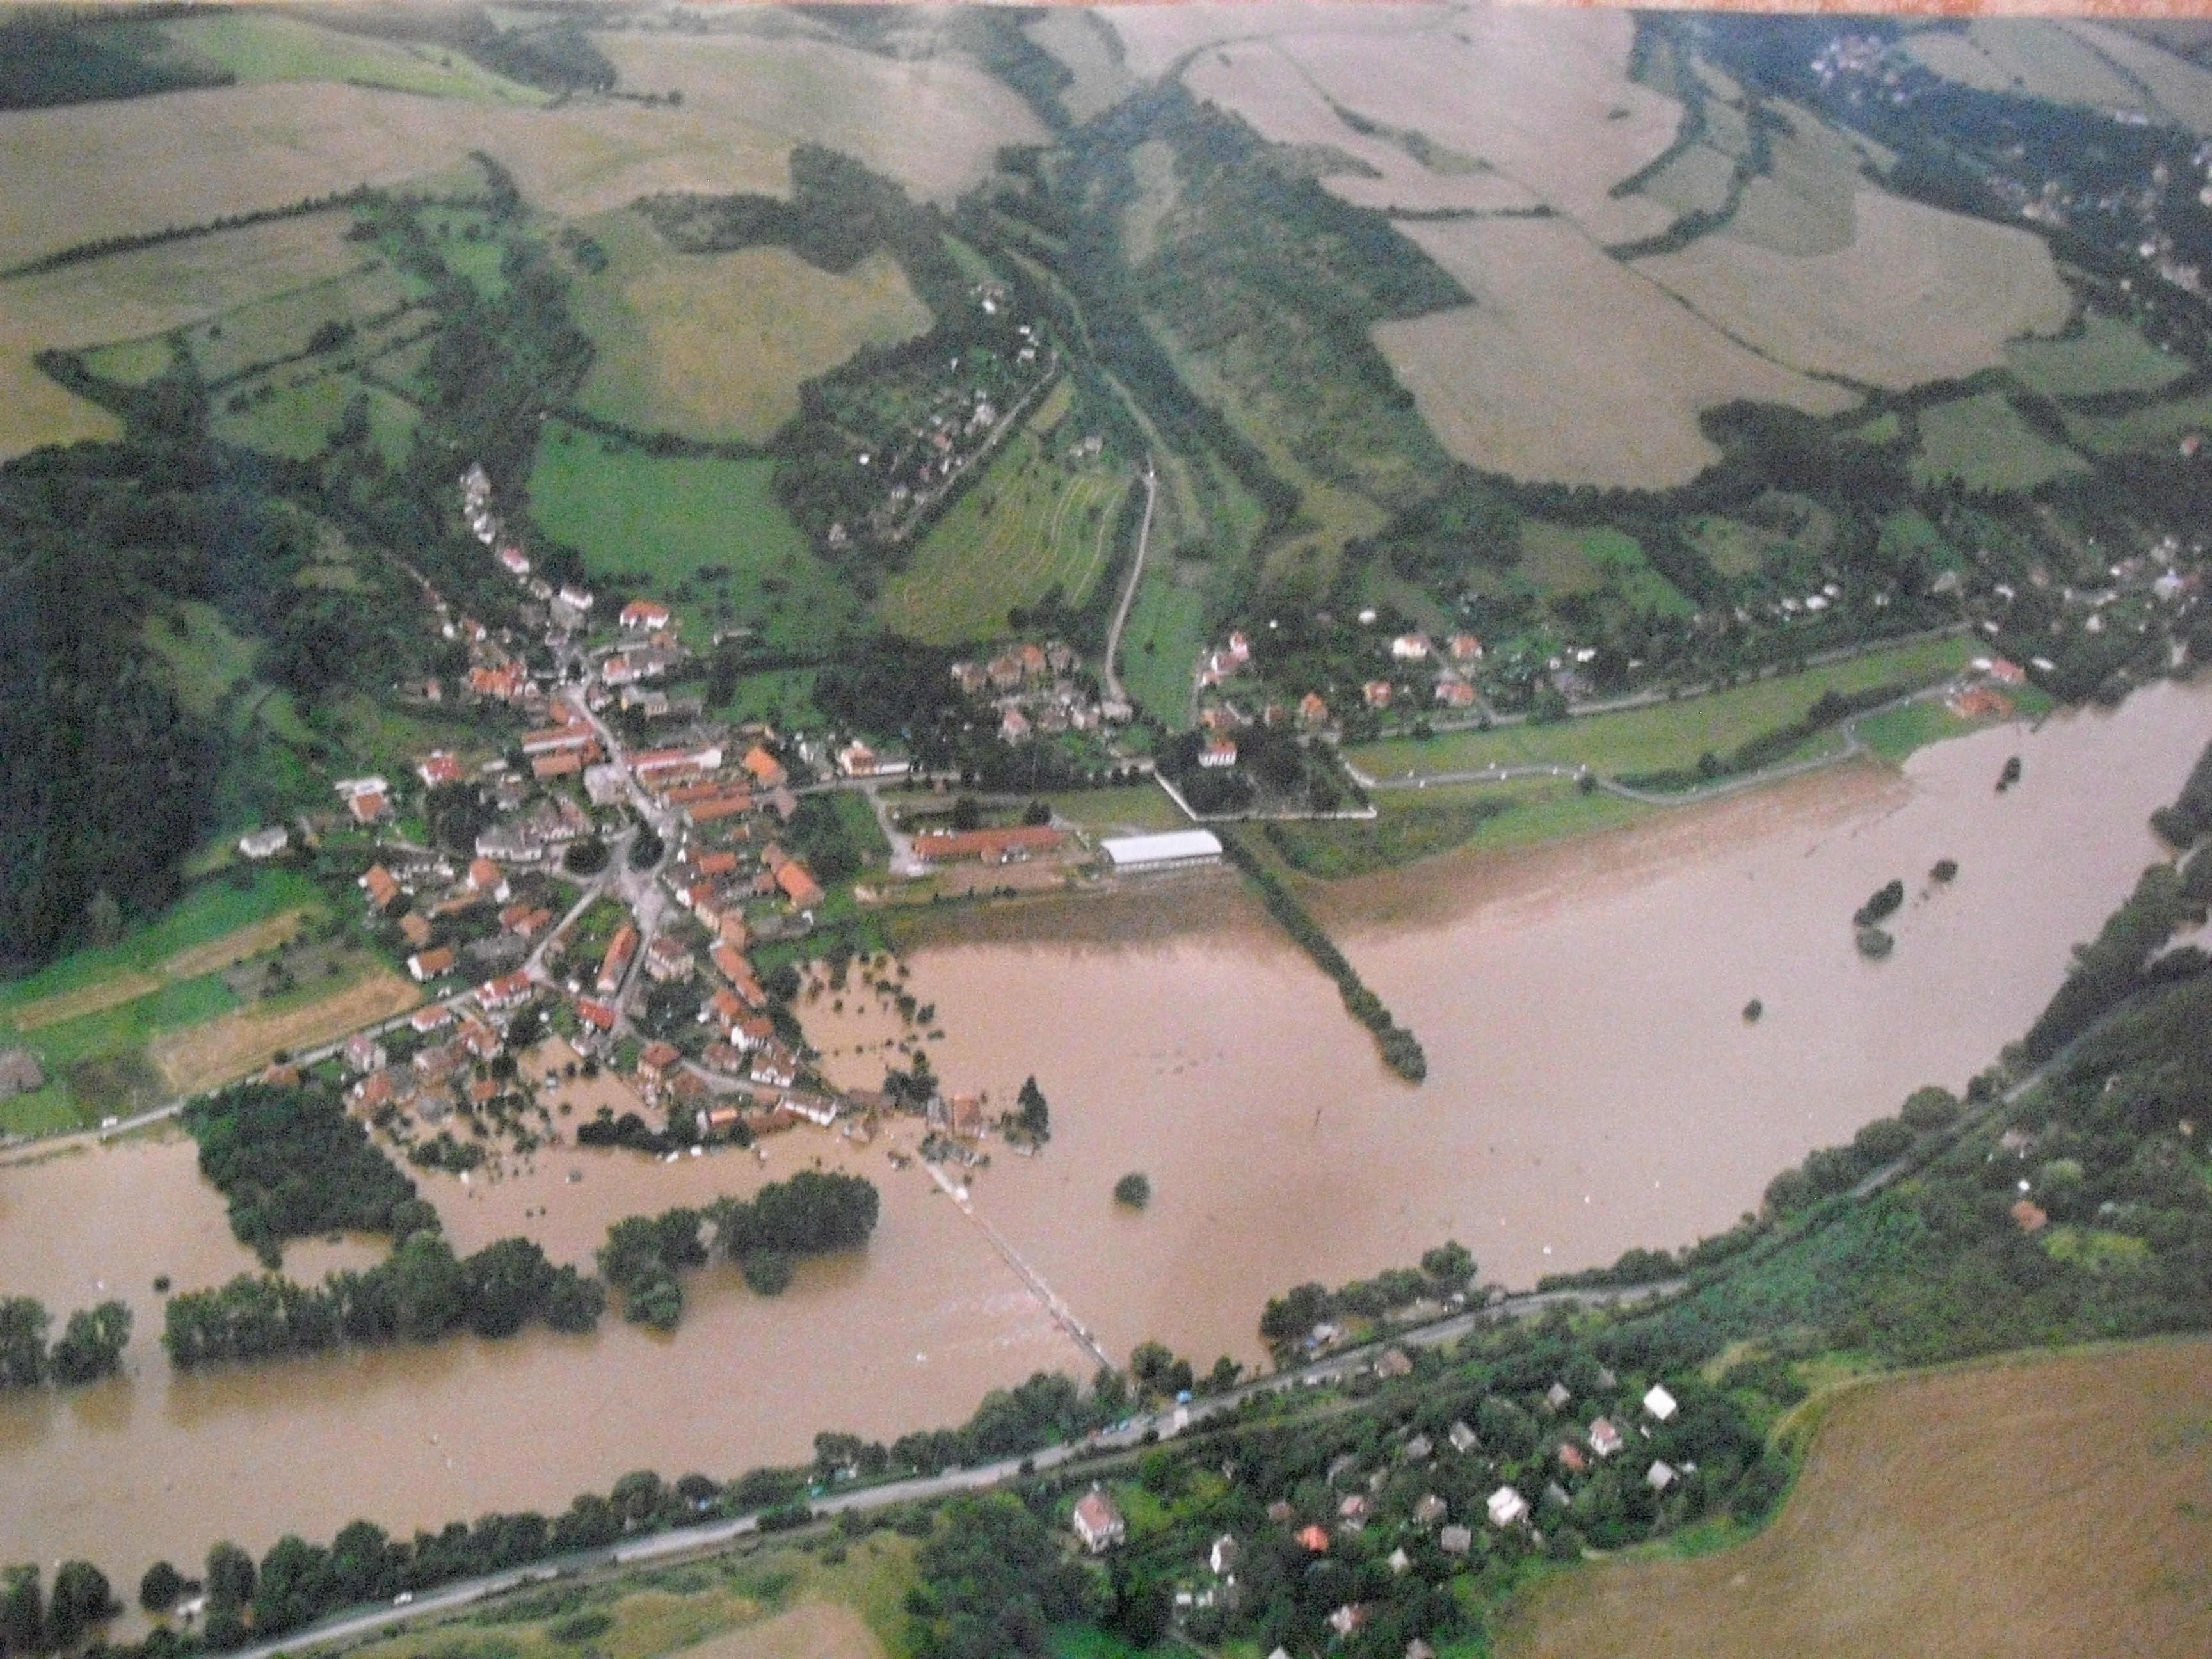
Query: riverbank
2 677 2203 1582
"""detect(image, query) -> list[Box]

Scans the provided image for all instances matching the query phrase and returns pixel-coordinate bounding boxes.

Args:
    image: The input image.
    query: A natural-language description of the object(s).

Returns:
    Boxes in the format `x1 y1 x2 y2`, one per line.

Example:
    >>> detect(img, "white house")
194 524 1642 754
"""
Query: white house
1642 1384 1679 1422
1390 632 1431 661
1486 1486 1529 1528
1072 1486 1125 1553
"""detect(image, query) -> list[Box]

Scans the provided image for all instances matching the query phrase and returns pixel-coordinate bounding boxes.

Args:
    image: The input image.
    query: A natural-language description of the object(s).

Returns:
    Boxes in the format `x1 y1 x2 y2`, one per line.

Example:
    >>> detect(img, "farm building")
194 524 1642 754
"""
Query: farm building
1098 830 1224 874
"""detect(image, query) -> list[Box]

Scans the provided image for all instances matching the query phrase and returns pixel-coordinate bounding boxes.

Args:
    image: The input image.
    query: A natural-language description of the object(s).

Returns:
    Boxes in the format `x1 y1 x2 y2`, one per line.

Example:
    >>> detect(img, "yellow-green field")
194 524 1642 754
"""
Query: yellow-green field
1501 1339 2212 1659
1912 392 2089 491
1518 522 1692 613
2007 311 2189 399
879 408 1132 644
1349 635 1976 783
571 210 931 445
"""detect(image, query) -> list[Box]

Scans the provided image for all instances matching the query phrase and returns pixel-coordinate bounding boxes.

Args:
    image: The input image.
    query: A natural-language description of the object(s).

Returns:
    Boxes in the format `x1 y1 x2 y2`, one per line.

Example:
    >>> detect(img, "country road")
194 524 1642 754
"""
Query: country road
1103 460 1157 708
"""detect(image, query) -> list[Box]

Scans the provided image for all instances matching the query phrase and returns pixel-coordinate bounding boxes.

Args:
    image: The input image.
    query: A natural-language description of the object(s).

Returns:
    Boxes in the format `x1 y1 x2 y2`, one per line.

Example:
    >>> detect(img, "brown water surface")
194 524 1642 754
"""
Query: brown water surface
1 681 2204 1578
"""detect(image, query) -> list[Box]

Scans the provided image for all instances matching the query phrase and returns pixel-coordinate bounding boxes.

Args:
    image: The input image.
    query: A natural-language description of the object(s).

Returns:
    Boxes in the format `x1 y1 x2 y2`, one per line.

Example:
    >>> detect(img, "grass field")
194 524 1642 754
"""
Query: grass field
1519 522 1693 613
571 210 931 446
1377 216 1851 490
529 421 856 650
1263 795 1517 880
1912 392 2090 491
343 1532 916 1659
0 870 321 1024
1639 188 2071 390
2007 311 2188 399
879 417 1132 644
161 12 548 104
1118 568 1210 730
1349 635 1976 783
1045 783 1190 834
1500 1339 2212 1659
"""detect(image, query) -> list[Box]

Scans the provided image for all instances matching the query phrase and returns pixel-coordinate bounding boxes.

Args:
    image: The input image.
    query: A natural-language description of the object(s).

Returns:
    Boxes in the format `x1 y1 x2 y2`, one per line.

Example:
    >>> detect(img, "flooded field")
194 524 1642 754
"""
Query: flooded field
1 679 2204 1578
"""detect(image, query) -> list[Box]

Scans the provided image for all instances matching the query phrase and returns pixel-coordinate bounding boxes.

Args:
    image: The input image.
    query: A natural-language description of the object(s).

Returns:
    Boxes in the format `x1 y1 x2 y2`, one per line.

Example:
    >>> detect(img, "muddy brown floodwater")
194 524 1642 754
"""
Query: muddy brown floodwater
0 680 2204 1579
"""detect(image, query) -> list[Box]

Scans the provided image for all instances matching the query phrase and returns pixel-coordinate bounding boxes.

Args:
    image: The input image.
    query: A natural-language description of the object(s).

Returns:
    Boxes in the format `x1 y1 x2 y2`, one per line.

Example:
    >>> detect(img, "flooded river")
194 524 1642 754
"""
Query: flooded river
2 680 2205 1576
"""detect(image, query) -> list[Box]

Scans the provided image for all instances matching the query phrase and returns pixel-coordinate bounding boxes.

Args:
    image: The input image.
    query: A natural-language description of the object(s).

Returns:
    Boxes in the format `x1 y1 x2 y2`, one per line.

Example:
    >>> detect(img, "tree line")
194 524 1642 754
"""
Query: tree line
162 1231 603 1367
1221 833 1427 1081
1257 1242 1476 1359
0 1295 131 1388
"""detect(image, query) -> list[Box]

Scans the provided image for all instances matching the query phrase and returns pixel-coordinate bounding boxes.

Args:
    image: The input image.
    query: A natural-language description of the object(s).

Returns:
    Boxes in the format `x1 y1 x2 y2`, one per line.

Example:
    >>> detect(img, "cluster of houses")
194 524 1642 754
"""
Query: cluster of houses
828 291 1052 549
1069 1366 1694 1655
949 639 1130 744
1191 622 1488 734
342 985 520 1128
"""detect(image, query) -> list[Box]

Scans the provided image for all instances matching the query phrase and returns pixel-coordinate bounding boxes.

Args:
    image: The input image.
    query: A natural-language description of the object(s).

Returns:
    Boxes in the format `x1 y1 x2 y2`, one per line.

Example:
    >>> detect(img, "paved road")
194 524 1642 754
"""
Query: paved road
1103 460 1157 709
215 1276 1677 1659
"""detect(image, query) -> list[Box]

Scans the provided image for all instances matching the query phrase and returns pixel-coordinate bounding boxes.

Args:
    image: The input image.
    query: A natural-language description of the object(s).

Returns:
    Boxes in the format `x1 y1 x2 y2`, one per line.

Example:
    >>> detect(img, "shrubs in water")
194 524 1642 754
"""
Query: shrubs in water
1853 879 1905 929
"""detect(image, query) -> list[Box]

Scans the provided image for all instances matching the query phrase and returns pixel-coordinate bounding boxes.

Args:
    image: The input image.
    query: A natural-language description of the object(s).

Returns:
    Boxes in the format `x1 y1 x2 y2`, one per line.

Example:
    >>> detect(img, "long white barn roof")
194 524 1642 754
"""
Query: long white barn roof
1100 830 1224 867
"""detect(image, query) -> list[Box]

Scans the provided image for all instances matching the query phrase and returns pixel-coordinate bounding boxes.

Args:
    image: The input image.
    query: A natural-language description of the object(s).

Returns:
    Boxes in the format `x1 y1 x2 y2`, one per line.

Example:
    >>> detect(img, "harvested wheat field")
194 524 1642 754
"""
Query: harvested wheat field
1179 40 1541 218
1375 216 1852 489
1106 0 1438 83
151 970 419 1095
1270 8 1681 243
1502 1339 2212 1659
590 31 1046 206
2056 21 2212 136
1903 20 2151 113
573 213 932 445
0 34 1034 282
1146 6 1676 239
1639 188 2071 390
